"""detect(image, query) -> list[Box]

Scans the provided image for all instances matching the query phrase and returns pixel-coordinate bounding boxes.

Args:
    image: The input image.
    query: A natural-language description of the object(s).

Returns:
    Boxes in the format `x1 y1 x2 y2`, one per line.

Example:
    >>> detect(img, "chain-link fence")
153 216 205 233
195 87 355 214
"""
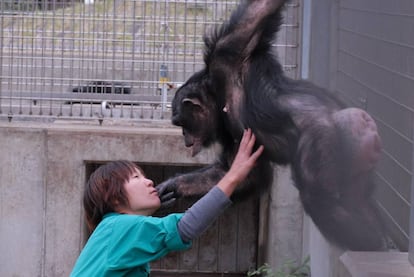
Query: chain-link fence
0 0 301 123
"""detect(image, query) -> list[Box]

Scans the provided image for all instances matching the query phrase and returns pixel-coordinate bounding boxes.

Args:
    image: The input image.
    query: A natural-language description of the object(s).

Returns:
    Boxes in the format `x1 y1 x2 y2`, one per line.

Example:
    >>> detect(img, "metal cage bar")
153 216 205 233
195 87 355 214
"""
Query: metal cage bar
0 0 301 123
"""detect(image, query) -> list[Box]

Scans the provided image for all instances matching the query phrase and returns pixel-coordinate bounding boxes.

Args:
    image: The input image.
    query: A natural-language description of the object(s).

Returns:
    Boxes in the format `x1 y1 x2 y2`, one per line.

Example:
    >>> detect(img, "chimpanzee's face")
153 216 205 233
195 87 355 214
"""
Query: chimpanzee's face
171 70 219 156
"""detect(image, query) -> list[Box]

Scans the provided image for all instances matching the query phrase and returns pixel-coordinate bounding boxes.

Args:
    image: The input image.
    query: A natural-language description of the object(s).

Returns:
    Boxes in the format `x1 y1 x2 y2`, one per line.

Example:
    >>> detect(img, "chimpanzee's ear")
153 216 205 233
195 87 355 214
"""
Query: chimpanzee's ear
182 97 201 107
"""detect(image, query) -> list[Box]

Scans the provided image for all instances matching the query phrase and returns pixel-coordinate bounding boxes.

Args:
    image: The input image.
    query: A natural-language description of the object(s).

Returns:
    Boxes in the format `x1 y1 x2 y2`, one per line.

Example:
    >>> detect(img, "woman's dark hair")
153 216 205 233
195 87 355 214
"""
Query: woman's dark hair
84 160 142 231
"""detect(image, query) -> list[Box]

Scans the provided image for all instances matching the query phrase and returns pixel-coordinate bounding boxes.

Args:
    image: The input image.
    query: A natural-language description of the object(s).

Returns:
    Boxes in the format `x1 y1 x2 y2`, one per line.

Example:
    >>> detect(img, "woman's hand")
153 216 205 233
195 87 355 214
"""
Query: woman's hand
217 128 264 197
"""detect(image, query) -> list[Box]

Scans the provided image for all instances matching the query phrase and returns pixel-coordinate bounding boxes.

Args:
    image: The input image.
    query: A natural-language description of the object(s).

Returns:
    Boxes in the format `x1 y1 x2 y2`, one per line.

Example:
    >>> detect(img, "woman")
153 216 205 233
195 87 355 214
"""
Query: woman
70 129 263 276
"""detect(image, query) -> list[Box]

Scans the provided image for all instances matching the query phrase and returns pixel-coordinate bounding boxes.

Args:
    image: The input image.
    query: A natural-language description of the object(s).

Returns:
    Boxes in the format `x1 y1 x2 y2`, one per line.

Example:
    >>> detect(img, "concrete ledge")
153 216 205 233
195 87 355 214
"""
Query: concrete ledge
339 251 414 277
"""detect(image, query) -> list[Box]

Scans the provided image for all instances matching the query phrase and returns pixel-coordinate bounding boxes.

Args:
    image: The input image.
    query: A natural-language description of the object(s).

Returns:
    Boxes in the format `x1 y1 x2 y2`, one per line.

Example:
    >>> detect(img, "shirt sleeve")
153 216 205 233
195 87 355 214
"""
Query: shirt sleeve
106 213 191 270
177 186 232 242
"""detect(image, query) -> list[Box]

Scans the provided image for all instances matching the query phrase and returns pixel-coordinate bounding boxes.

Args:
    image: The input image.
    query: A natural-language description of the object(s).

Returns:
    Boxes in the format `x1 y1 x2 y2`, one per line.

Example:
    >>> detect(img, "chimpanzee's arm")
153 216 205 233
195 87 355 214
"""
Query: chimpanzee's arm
157 162 227 199
208 0 287 67
156 155 273 204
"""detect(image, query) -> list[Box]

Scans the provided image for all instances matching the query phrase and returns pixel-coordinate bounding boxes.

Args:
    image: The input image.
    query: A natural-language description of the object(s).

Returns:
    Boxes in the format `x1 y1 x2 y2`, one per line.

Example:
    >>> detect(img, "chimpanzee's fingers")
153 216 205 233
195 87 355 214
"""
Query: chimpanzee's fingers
156 181 171 195
160 197 177 209
159 191 175 202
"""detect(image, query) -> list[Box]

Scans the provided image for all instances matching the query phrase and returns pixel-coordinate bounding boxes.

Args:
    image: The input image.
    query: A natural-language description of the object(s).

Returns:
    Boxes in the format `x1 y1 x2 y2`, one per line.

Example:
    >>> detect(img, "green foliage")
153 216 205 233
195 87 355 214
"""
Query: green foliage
247 256 310 277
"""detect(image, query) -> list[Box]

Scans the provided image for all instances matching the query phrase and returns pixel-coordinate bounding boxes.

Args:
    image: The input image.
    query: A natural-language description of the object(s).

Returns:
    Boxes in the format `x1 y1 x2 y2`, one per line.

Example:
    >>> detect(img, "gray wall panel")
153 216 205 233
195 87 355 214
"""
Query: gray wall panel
308 0 414 251
335 0 414 251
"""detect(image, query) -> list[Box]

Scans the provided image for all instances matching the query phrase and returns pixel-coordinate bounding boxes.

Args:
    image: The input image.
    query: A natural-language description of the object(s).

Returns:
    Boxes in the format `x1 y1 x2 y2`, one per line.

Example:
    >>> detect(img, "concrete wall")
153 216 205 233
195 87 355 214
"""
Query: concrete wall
259 166 305 270
0 121 216 276
0 121 304 276
0 126 47 276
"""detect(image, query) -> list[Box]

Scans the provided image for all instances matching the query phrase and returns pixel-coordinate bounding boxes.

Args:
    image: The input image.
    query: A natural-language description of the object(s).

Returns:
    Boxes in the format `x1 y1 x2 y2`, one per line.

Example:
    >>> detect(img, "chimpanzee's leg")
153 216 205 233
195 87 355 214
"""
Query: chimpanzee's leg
333 108 382 175
292 117 386 251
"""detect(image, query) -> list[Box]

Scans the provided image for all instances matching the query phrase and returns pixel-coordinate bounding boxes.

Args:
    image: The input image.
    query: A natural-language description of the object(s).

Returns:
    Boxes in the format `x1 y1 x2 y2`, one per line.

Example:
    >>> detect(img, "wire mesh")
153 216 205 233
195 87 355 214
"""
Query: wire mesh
0 0 301 123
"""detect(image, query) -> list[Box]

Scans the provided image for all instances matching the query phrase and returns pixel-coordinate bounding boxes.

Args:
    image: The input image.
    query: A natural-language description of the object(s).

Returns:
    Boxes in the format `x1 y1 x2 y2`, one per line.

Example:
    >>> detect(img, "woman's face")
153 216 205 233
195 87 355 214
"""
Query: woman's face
118 168 161 215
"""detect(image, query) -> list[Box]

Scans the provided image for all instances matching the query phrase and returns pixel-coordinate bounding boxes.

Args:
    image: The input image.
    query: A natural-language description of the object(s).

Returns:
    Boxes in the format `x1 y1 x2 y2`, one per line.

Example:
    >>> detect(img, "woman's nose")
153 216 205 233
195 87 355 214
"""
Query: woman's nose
147 179 154 187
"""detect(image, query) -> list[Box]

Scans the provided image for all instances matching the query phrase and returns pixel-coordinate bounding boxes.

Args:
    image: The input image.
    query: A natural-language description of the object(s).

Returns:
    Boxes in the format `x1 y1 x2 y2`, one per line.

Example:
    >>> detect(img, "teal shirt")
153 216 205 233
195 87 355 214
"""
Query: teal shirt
70 213 192 277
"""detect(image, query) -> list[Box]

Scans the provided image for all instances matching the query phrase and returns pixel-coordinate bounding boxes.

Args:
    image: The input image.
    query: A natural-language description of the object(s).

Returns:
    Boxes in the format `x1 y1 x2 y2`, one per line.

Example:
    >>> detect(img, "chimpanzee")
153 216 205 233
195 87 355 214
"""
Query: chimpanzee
156 0 388 251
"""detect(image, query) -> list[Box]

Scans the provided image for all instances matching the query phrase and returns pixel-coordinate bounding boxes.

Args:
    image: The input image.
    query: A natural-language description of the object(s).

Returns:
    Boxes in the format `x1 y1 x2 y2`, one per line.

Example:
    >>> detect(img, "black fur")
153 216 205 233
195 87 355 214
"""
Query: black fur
157 0 387 251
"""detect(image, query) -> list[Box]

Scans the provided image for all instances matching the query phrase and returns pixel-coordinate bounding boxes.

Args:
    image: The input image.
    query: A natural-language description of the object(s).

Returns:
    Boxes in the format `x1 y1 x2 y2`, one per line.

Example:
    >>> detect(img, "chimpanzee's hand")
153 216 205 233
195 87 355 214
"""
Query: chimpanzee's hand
156 179 179 210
